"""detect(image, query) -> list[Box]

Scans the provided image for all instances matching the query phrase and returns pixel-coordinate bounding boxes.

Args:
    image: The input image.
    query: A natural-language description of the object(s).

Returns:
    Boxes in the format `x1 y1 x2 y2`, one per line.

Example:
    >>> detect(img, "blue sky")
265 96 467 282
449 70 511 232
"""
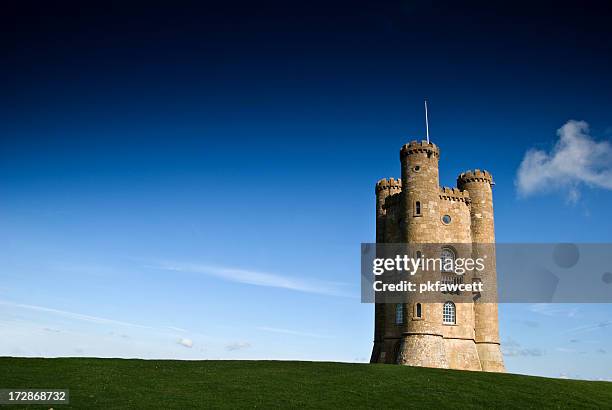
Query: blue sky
1 1 611 381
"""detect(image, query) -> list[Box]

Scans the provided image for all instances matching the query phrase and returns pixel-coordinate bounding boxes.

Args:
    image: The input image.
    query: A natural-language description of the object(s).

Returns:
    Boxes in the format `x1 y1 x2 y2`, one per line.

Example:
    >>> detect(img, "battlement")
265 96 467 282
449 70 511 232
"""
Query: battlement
375 177 402 194
439 186 471 203
400 140 440 158
457 169 494 187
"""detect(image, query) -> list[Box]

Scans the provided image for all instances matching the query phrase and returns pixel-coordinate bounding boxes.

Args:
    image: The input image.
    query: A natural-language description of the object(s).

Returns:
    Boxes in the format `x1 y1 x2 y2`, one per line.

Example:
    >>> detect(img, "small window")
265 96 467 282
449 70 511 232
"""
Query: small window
413 165 421 172
415 303 422 318
443 301 456 324
441 247 455 272
395 303 404 324
414 201 421 216
442 214 452 224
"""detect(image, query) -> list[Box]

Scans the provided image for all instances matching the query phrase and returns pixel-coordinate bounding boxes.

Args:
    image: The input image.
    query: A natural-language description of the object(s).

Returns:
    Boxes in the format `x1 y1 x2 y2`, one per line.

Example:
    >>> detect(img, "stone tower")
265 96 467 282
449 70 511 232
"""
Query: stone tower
370 140 505 372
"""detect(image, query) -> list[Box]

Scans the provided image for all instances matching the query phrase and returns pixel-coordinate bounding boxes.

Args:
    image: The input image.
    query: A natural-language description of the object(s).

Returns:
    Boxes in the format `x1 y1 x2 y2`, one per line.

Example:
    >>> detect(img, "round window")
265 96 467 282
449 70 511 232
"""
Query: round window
413 165 421 172
442 214 452 224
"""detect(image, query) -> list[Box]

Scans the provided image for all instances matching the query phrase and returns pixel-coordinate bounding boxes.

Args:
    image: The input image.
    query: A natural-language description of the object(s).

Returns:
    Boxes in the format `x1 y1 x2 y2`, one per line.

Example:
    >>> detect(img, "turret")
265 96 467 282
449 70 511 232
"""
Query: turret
457 169 505 372
396 141 450 368
457 169 495 243
371 178 401 363
375 178 401 243
399 140 440 243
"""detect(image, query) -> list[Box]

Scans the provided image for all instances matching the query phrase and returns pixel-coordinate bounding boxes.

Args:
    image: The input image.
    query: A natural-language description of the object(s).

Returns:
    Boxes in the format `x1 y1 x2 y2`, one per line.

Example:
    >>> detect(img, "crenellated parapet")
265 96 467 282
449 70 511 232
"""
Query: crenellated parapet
457 169 494 188
400 140 440 159
375 177 402 194
439 186 471 203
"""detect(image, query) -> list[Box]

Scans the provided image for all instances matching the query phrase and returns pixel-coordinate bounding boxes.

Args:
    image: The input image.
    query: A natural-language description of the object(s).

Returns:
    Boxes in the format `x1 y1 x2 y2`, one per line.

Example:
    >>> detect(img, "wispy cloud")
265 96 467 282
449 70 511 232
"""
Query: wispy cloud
0 300 156 330
166 326 188 333
520 320 540 328
256 326 332 339
564 320 612 335
152 262 355 298
225 342 251 351
529 304 579 318
42 327 62 333
516 120 612 203
502 338 544 357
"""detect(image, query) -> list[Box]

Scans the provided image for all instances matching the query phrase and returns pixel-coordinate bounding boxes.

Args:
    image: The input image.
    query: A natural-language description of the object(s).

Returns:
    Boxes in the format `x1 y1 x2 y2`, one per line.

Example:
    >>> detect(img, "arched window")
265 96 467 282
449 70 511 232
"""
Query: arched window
441 247 455 272
443 301 456 324
415 303 422 318
414 201 421 216
395 303 404 324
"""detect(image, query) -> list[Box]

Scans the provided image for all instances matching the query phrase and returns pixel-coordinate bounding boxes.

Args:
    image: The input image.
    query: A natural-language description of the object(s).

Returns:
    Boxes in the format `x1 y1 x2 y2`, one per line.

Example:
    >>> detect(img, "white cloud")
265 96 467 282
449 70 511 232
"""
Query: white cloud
177 338 193 348
516 120 612 203
153 262 355 298
225 342 251 351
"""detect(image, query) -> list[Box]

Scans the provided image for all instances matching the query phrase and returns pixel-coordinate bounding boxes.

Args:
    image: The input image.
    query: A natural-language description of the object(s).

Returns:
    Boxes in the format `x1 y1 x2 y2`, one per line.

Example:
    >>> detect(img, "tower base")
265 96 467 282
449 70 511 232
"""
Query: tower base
476 342 506 372
444 338 482 371
397 334 449 369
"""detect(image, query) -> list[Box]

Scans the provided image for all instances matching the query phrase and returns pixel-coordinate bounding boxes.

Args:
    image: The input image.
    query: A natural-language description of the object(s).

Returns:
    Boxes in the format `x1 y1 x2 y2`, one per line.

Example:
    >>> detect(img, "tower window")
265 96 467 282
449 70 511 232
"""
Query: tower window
442 214 452 224
443 301 456 325
395 303 404 325
414 201 421 216
413 165 421 172
441 247 455 272
415 303 422 319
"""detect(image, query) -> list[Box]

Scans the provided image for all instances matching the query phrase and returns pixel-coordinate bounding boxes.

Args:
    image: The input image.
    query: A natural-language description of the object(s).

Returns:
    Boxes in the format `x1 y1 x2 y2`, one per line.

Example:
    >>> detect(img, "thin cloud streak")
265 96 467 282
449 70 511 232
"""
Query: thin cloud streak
153 262 355 298
564 320 612 335
256 326 333 339
0 300 156 330
225 342 251 351
529 304 579 318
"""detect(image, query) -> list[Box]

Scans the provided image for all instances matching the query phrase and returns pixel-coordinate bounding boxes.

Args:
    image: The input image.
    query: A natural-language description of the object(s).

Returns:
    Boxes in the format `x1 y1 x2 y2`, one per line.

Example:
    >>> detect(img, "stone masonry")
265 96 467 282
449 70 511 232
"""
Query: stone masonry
370 140 505 372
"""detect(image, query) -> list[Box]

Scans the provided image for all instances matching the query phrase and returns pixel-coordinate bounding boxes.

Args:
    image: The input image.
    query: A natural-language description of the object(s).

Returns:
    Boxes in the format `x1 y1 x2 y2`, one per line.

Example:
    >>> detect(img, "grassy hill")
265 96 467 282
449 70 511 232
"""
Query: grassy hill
0 358 610 409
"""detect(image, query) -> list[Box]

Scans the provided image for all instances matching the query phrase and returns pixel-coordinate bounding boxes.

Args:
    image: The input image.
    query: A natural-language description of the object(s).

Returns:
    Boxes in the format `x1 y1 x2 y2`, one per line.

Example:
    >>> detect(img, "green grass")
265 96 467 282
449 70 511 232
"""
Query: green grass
0 358 610 409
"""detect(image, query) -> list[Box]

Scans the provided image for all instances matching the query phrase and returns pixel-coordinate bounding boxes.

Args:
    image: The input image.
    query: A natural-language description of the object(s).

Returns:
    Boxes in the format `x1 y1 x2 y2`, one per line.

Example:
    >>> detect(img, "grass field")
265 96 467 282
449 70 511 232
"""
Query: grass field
0 358 611 409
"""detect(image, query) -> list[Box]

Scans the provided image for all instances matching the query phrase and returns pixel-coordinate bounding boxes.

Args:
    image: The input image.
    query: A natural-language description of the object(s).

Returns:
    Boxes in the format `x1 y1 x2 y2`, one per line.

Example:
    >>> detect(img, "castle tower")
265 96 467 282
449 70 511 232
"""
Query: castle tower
370 140 505 372
457 170 505 372
396 141 449 368
399 141 440 243
371 178 401 363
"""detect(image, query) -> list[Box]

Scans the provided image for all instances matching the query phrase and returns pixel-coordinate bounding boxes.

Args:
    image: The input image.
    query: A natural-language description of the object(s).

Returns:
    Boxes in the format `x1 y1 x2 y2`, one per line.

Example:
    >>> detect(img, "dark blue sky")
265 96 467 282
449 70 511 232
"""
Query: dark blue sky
1 1 612 378
3 1 612 239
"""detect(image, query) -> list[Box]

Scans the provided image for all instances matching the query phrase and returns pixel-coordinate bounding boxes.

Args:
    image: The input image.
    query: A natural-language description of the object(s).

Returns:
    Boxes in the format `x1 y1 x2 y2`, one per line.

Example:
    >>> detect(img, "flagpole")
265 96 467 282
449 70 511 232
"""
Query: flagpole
425 99 430 143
